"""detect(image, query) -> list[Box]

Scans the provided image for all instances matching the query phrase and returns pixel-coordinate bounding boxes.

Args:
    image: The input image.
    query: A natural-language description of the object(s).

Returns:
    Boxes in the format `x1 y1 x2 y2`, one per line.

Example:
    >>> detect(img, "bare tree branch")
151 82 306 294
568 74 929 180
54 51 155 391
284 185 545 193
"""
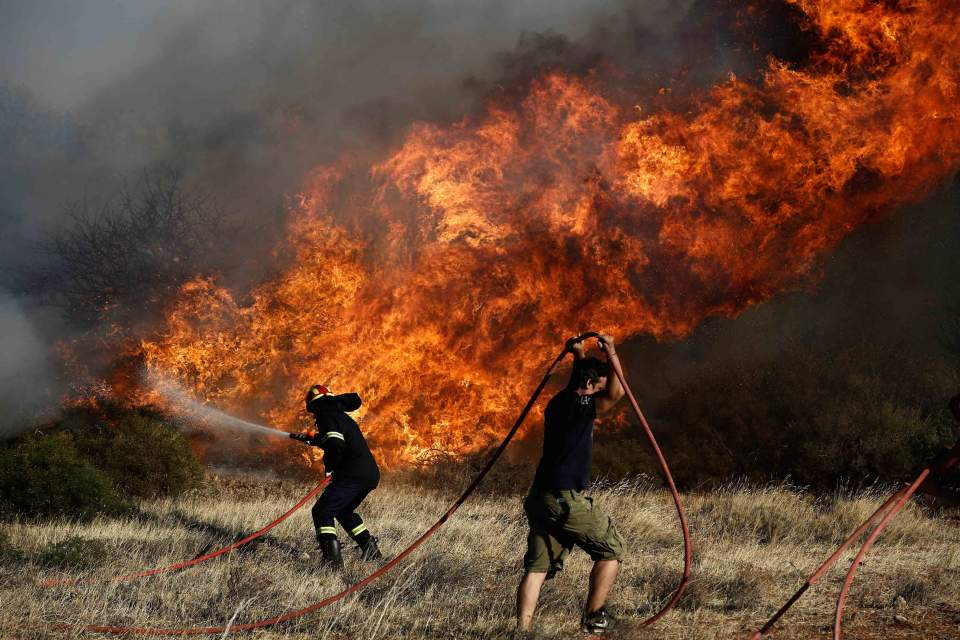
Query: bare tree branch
21 169 240 332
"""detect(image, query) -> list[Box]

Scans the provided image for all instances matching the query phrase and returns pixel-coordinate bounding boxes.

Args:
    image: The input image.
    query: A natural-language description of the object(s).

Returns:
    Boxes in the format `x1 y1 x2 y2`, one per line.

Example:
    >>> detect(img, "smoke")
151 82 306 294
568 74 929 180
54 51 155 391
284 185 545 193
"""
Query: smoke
0 0 743 424
625 182 960 404
0 0 738 281
0 290 52 435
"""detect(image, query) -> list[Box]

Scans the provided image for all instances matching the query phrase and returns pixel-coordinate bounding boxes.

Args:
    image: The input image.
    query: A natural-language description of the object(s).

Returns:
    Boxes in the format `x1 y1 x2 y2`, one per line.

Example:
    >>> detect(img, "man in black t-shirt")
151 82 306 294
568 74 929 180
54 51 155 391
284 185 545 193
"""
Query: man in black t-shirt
516 334 626 635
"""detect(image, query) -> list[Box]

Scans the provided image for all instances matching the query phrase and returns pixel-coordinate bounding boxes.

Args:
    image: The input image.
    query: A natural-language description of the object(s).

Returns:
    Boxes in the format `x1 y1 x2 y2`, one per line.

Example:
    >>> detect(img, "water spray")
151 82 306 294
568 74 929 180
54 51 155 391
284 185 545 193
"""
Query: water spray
148 374 300 441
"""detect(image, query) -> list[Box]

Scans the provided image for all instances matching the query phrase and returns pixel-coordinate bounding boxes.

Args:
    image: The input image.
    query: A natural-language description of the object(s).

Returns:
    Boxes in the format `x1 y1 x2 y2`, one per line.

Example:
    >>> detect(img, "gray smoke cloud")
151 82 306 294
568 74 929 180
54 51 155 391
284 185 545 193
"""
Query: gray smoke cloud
625 183 960 404
0 290 52 433
0 0 714 278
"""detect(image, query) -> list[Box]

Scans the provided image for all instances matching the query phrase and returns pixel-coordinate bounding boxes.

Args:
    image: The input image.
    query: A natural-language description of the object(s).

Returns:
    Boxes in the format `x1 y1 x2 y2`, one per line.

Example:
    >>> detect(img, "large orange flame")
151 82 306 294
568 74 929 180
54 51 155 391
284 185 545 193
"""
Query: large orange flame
142 0 960 465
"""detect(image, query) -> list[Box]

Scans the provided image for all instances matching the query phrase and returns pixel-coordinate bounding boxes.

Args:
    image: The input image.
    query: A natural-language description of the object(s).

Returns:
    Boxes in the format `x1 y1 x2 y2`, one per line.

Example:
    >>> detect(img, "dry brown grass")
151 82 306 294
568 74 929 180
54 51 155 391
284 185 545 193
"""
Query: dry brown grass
1 475 958 639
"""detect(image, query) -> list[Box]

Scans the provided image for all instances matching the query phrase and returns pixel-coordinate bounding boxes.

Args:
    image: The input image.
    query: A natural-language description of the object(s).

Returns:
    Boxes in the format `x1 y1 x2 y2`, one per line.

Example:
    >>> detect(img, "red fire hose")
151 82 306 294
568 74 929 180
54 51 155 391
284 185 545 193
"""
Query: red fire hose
40 478 330 587
752 439 960 639
598 333 692 624
832 440 960 640
35 333 691 636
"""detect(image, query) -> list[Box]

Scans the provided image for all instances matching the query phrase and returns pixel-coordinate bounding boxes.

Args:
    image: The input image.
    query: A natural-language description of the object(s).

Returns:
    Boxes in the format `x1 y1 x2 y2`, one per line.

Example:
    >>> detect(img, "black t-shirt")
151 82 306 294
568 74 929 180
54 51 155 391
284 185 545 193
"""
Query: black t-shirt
532 388 597 491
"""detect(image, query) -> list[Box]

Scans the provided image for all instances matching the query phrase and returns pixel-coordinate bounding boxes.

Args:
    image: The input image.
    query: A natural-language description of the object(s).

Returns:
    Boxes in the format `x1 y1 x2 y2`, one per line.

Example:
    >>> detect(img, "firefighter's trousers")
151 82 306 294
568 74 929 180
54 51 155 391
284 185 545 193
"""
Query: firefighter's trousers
312 477 376 541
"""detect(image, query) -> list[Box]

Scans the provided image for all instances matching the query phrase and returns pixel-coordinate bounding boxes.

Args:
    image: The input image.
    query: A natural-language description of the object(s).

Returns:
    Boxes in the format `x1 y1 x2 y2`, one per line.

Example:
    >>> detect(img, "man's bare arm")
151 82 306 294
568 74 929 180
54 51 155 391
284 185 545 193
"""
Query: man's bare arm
596 334 625 415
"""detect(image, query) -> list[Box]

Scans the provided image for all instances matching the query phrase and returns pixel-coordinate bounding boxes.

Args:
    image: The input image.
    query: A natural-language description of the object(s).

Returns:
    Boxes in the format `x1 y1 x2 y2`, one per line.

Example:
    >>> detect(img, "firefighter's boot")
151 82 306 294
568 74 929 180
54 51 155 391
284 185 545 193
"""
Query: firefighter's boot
319 537 344 570
358 535 383 562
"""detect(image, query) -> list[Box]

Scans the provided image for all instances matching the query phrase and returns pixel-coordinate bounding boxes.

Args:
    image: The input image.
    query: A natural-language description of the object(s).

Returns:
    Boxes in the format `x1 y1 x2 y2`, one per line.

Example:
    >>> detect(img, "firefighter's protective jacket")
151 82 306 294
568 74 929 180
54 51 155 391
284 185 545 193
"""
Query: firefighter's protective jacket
308 393 380 485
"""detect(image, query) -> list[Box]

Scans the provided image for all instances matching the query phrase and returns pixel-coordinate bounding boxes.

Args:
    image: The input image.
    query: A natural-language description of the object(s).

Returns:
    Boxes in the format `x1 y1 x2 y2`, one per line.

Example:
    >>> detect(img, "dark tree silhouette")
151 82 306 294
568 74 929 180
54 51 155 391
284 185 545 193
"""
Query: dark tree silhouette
28 170 238 330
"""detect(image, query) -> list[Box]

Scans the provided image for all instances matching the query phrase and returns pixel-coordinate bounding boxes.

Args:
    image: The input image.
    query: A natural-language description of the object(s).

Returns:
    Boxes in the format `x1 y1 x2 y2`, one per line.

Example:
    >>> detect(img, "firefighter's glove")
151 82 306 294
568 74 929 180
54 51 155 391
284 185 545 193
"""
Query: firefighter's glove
290 432 320 447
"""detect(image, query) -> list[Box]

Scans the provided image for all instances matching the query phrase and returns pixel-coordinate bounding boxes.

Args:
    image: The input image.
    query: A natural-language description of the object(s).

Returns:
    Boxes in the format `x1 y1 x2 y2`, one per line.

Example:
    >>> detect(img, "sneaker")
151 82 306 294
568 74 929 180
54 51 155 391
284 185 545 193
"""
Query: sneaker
581 607 615 634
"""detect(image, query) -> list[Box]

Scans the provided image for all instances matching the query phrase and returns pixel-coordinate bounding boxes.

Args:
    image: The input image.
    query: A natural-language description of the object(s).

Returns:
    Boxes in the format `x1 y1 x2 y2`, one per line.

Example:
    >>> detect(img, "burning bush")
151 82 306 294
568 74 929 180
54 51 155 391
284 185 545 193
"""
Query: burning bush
140 0 960 470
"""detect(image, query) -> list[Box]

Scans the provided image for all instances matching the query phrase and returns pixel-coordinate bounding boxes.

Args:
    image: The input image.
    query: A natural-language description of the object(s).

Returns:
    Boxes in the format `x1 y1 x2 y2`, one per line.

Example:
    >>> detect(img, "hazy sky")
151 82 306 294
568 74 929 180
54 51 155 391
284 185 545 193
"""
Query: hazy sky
1 1 631 109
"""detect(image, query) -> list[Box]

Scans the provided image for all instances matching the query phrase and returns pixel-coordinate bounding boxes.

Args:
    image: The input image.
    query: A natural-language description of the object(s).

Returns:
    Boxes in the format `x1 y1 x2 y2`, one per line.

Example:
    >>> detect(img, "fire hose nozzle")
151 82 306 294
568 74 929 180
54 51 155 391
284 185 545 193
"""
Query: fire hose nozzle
290 432 312 444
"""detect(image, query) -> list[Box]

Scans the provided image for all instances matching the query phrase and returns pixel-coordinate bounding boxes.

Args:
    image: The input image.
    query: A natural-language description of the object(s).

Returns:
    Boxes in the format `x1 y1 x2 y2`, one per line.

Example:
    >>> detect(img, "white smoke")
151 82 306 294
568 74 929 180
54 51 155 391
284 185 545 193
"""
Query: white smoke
0 290 51 435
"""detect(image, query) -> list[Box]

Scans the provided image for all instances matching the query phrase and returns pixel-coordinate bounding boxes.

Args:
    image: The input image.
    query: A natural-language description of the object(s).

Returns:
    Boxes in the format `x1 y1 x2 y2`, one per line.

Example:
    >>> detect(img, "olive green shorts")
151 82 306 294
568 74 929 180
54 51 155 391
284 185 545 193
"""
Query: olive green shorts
523 489 625 577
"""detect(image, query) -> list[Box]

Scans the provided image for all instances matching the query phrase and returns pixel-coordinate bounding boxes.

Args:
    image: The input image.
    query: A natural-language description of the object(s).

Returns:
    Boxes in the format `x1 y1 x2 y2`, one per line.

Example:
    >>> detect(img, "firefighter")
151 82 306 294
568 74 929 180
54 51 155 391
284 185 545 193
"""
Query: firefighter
300 384 382 569
516 334 626 635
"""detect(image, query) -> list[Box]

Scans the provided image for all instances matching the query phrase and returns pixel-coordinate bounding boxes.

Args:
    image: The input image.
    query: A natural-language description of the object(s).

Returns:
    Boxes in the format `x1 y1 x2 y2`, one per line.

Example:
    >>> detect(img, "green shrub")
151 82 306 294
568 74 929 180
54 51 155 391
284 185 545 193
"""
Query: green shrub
649 340 960 489
0 407 203 521
37 535 109 570
73 413 203 499
0 431 128 520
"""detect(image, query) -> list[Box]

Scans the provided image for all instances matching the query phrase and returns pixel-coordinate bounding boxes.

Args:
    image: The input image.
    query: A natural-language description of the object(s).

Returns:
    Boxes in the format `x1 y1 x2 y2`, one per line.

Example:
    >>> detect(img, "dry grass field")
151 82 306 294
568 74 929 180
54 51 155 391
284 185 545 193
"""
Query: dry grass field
1 473 958 640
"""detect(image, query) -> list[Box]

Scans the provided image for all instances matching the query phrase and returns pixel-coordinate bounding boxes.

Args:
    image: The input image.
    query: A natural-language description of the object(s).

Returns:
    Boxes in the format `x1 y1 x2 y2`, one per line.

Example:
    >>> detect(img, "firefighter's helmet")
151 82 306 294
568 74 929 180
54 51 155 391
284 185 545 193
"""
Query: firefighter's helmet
305 384 332 412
